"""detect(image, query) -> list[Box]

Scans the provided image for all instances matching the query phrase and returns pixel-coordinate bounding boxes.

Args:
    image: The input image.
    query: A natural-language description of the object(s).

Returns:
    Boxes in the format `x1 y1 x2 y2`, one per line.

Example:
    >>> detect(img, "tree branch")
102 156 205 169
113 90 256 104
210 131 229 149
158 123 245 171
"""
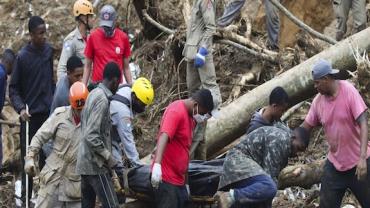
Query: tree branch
218 40 278 63
142 10 175 35
268 0 337 45
141 9 277 62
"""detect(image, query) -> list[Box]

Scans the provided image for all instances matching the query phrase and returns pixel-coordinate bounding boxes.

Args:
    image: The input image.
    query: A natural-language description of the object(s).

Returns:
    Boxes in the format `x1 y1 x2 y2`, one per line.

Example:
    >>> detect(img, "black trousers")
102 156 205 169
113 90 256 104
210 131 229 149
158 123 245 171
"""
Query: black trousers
320 159 370 208
20 113 48 200
154 181 189 208
81 174 120 208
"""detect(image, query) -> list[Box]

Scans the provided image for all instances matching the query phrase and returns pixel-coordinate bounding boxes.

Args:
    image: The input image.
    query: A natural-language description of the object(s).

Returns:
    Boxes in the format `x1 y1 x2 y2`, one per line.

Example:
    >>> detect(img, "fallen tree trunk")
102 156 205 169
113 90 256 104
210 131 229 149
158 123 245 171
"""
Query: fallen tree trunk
205 28 370 157
278 159 325 189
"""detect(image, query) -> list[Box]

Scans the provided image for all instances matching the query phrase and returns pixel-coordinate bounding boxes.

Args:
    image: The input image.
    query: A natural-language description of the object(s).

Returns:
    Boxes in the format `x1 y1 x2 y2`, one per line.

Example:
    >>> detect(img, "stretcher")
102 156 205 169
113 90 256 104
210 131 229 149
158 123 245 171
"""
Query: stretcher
122 159 224 206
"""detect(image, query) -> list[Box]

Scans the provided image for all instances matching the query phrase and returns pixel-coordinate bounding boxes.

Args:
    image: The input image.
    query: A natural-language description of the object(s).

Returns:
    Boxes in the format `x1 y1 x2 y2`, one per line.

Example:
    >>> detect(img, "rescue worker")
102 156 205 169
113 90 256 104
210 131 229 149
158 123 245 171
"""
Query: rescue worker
183 0 222 108
183 0 222 161
76 62 121 208
332 0 366 41
110 77 154 173
151 89 214 208
51 56 84 114
9 15 55 203
43 56 84 158
302 59 370 208
24 81 88 208
214 126 309 208
57 0 94 80
246 86 289 134
0 49 15 176
82 4 132 86
217 0 280 50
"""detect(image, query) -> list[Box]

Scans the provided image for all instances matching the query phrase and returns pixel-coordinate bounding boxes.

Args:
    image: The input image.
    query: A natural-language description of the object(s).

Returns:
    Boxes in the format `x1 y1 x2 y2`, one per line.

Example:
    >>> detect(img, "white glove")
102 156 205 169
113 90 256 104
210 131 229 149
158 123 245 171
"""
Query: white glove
151 163 162 189
186 184 190 196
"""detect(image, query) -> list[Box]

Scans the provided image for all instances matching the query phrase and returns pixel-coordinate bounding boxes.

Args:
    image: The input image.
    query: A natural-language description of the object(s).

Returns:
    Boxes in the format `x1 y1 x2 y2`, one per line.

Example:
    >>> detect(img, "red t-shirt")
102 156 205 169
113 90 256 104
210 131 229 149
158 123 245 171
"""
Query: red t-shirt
84 28 131 83
153 100 195 185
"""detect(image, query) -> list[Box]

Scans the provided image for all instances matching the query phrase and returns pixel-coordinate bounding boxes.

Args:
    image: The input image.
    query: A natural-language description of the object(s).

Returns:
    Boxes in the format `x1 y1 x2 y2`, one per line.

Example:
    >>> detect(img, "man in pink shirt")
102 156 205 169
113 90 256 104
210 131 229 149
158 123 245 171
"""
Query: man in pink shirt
302 59 370 208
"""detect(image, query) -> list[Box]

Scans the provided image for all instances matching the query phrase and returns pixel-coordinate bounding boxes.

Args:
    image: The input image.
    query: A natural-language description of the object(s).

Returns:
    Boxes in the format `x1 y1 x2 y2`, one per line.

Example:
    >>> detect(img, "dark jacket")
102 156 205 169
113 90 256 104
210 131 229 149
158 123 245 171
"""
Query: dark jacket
246 109 273 134
9 43 55 115
0 64 7 113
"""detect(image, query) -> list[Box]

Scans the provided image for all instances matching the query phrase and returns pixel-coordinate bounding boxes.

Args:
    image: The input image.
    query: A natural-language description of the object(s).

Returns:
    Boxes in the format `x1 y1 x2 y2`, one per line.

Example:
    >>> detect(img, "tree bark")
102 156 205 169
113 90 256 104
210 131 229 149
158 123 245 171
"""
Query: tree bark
205 28 370 157
278 159 325 189
133 0 162 40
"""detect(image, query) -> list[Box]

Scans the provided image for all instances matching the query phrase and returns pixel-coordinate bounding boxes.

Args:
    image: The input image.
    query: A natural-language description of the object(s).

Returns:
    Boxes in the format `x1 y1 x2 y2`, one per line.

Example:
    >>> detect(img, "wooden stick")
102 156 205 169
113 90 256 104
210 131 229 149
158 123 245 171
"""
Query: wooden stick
281 101 307 121
218 40 278 63
268 0 337 45
217 30 278 57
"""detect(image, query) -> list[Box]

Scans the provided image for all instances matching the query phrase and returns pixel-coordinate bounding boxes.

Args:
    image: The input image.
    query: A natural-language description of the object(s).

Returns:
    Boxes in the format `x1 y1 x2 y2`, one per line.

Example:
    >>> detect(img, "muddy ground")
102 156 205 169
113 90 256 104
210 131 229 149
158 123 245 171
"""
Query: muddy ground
0 0 367 207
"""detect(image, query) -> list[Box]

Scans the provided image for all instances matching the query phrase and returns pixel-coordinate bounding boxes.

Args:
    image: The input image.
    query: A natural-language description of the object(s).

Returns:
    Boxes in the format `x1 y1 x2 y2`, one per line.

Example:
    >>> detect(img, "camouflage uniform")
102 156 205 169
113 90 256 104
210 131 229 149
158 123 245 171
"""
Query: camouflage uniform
57 28 86 80
219 126 292 190
27 106 81 208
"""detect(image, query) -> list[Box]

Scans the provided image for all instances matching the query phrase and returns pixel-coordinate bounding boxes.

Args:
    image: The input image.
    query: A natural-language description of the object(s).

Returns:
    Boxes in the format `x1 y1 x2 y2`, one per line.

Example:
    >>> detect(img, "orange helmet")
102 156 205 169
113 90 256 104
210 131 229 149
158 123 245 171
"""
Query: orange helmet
69 81 89 110
73 0 94 17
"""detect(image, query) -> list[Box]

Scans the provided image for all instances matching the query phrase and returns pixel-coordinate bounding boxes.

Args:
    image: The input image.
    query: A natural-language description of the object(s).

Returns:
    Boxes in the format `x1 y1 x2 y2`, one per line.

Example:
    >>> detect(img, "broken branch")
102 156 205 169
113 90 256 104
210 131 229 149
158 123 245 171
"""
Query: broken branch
142 10 175 35
268 0 337 45
142 9 277 62
218 40 278 63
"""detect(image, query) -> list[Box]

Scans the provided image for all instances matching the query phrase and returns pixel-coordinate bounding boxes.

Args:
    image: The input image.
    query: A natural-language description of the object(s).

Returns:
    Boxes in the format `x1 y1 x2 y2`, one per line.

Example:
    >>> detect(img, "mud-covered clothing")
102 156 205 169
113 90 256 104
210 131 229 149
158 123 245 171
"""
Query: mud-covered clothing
28 106 82 206
183 0 222 107
305 80 369 172
332 0 366 41
219 126 291 189
320 159 370 208
57 27 86 80
76 83 113 175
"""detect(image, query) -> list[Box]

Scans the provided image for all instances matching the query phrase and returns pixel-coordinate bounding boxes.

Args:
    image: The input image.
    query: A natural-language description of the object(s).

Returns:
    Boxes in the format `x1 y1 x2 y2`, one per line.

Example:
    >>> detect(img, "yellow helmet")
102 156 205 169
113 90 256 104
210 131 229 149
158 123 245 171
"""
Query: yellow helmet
132 77 154 105
73 0 94 17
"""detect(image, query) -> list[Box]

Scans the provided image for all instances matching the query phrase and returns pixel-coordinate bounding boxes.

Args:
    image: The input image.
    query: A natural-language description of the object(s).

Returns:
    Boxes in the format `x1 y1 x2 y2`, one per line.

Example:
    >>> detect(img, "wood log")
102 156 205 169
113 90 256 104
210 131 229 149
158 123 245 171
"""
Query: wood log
278 159 325 189
205 28 370 158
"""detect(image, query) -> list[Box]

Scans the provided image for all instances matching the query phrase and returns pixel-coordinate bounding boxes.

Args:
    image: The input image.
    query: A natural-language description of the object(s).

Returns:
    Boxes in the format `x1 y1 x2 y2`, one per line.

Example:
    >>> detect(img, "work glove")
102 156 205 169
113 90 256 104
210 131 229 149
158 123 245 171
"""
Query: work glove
24 156 36 177
151 163 162 189
107 155 118 169
194 47 208 68
185 184 191 196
